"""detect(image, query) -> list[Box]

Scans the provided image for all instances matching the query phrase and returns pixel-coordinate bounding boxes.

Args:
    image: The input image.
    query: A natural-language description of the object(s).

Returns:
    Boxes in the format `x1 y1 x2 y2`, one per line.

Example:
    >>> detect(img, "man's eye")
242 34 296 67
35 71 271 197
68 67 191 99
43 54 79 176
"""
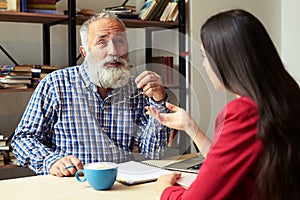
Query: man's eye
98 41 107 46
114 39 125 46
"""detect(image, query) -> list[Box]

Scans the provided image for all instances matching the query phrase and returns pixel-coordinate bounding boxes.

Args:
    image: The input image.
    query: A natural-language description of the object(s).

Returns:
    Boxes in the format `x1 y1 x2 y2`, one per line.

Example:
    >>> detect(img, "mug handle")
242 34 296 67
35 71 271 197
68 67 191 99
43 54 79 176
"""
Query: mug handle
75 169 86 182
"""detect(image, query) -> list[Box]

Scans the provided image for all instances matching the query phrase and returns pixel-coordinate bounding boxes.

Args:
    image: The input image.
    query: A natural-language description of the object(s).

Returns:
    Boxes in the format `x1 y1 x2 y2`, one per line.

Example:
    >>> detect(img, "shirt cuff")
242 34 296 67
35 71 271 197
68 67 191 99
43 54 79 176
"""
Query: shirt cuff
149 93 168 112
43 153 64 174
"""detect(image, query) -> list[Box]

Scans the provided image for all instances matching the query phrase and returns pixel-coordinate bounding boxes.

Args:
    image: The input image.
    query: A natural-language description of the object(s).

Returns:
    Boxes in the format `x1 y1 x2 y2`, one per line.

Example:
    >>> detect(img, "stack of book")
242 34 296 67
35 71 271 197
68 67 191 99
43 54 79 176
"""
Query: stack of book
0 65 33 89
139 0 157 20
0 134 9 152
31 64 59 88
103 3 139 19
0 152 4 167
27 0 59 14
0 134 7 168
139 0 178 22
0 64 60 89
159 1 178 22
9 152 19 165
0 133 19 167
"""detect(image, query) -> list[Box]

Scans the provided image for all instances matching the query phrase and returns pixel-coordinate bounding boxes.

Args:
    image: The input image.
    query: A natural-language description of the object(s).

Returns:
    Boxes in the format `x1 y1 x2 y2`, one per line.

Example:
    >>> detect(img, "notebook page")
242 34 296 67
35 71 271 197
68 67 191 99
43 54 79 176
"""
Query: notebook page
117 161 172 185
176 173 198 188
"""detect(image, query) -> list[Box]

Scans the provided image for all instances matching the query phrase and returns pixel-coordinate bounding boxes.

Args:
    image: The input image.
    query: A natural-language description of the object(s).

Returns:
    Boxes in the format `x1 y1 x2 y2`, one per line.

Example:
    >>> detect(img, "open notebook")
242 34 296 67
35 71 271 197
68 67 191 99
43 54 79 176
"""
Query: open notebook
117 161 172 185
117 160 197 187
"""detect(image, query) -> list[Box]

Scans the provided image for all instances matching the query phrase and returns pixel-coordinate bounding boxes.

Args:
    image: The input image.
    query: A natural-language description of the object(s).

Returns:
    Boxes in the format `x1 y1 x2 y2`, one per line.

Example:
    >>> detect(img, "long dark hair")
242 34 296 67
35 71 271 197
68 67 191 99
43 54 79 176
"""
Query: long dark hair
200 9 300 200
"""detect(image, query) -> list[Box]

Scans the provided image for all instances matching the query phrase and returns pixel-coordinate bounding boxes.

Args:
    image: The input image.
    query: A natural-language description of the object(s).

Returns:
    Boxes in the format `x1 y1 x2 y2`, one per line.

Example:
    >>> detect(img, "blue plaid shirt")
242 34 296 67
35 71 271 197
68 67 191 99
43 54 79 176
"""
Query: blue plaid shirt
12 63 170 175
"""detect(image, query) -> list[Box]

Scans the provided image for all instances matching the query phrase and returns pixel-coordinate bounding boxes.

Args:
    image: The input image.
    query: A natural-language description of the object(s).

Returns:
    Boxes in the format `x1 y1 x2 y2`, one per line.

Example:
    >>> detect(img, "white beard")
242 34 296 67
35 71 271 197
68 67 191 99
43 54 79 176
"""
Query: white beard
85 53 131 89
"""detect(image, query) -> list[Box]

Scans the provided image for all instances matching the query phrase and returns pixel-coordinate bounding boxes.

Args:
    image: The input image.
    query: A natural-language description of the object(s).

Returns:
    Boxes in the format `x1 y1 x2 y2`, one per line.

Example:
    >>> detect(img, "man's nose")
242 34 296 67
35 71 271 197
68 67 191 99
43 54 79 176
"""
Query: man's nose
107 40 118 56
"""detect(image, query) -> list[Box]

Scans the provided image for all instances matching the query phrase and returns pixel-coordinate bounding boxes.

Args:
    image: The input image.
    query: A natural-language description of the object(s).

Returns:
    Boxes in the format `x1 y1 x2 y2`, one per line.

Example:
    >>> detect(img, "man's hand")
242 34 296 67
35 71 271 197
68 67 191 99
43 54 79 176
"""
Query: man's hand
135 71 166 102
49 155 83 177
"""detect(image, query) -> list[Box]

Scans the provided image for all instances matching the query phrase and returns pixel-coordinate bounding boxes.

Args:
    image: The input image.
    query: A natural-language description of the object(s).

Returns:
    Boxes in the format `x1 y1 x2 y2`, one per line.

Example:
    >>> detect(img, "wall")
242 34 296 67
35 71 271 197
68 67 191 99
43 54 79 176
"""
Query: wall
188 0 281 139
282 0 300 84
0 0 141 66
0 91 32 138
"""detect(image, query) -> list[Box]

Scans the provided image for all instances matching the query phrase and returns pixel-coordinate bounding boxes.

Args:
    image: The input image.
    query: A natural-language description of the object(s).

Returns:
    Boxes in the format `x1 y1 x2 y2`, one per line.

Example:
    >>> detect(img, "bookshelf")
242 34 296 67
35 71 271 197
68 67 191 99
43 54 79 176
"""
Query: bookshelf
0 0 188 154
0 12 178 65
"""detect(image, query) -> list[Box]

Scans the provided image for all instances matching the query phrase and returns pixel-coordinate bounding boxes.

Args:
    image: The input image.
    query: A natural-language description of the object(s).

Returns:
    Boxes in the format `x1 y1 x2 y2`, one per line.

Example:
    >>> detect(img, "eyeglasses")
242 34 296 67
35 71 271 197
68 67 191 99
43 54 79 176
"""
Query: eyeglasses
112 90 143 105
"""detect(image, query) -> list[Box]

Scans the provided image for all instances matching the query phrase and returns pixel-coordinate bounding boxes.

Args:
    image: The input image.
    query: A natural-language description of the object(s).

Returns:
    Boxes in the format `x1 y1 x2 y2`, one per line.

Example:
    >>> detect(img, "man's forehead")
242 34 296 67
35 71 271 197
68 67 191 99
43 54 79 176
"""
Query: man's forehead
89 18 126 36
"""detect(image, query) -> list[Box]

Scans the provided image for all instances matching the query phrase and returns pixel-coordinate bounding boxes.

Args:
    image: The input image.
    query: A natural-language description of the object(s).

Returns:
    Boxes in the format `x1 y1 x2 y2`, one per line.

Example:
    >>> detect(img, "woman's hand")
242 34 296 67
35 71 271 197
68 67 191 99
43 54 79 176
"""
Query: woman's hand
145 102 192 132
146 102 211 155
156 173 181 196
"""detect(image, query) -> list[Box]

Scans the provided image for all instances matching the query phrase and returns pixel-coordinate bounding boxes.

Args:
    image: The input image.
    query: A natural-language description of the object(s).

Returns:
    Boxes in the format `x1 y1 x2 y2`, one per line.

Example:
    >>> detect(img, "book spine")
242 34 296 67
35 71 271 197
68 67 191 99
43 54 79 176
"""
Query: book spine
7 0 18 11
27 0 57 4
27 3 56 9
27 9 57 14
20 0 27 12
0 2 7 9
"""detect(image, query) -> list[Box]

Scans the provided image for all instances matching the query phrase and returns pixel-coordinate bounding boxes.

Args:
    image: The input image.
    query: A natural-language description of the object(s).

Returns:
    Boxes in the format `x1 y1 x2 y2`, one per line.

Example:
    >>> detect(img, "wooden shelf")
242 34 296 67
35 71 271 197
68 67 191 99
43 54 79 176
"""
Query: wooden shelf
0 12 68 24
0 12 178 28
0 163 19 169
0 88 34 93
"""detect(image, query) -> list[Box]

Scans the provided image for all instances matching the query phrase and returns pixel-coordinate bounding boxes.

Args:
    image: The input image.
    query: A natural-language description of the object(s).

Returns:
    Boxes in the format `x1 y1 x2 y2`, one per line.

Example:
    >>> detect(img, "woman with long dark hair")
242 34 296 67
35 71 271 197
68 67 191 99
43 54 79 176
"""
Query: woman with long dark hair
147 9 300 200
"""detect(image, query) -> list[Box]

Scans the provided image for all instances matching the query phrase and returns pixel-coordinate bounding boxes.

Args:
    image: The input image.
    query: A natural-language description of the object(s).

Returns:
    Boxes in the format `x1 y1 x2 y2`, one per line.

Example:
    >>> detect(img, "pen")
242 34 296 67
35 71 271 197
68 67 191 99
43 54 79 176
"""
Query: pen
65 164 75 169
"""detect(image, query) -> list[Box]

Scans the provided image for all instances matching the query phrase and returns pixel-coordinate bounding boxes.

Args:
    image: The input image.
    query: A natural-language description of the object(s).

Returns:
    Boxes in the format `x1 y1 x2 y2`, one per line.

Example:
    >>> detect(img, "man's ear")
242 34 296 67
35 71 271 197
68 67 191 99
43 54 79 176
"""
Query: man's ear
79 46 87 60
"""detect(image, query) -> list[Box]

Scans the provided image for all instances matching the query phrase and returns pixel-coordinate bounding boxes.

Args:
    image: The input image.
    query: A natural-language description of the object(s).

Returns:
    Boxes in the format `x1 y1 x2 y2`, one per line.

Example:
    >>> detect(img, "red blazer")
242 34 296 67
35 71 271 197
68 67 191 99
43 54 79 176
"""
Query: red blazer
161 96 263 200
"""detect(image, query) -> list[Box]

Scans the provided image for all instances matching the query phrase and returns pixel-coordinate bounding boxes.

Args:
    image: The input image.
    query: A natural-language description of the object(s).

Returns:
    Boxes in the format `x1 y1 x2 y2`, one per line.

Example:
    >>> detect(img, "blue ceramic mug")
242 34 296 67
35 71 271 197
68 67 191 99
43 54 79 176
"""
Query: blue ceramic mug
75 162 118 190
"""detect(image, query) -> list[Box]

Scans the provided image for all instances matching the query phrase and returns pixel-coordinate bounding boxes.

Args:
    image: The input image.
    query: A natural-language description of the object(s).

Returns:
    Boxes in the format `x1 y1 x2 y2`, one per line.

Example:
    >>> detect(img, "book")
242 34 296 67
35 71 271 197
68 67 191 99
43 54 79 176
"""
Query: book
139 0 157 21
27 8 57 14
9 152 20 165
35 64 59 70
14 65 33 72
148 0 169 21
160 2 176 22
9 71 32 77
116 12 139 19
7 0 19 11
0 1 7 9
0 145 9 150
166 2 178 22
27 3 56 9
0 77 31 84
35 65 59 73
20 0 27 12
27 0 58 4
117 160 172 185
0 82 28 89
0 138 7 146
104 9 132 14
0 160 4 167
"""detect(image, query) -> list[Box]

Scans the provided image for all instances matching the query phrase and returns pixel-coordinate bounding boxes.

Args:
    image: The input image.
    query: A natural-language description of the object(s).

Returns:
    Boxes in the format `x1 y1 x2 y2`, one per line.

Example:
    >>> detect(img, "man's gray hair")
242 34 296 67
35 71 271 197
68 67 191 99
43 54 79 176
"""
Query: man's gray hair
79 12 126 51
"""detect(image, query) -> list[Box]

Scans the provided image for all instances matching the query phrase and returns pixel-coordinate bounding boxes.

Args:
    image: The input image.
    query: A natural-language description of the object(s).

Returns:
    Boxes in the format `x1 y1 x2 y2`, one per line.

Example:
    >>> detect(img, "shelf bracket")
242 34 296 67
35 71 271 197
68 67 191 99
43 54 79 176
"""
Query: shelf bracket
68 0 77 66
43 24 50 65
42 20 68 65
177 0 190 154
0 45 19 66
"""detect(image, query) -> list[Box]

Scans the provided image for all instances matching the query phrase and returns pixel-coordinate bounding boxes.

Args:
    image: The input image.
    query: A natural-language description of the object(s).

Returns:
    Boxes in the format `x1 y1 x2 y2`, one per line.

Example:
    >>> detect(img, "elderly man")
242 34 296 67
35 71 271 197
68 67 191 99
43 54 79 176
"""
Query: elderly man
11 12 170 176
